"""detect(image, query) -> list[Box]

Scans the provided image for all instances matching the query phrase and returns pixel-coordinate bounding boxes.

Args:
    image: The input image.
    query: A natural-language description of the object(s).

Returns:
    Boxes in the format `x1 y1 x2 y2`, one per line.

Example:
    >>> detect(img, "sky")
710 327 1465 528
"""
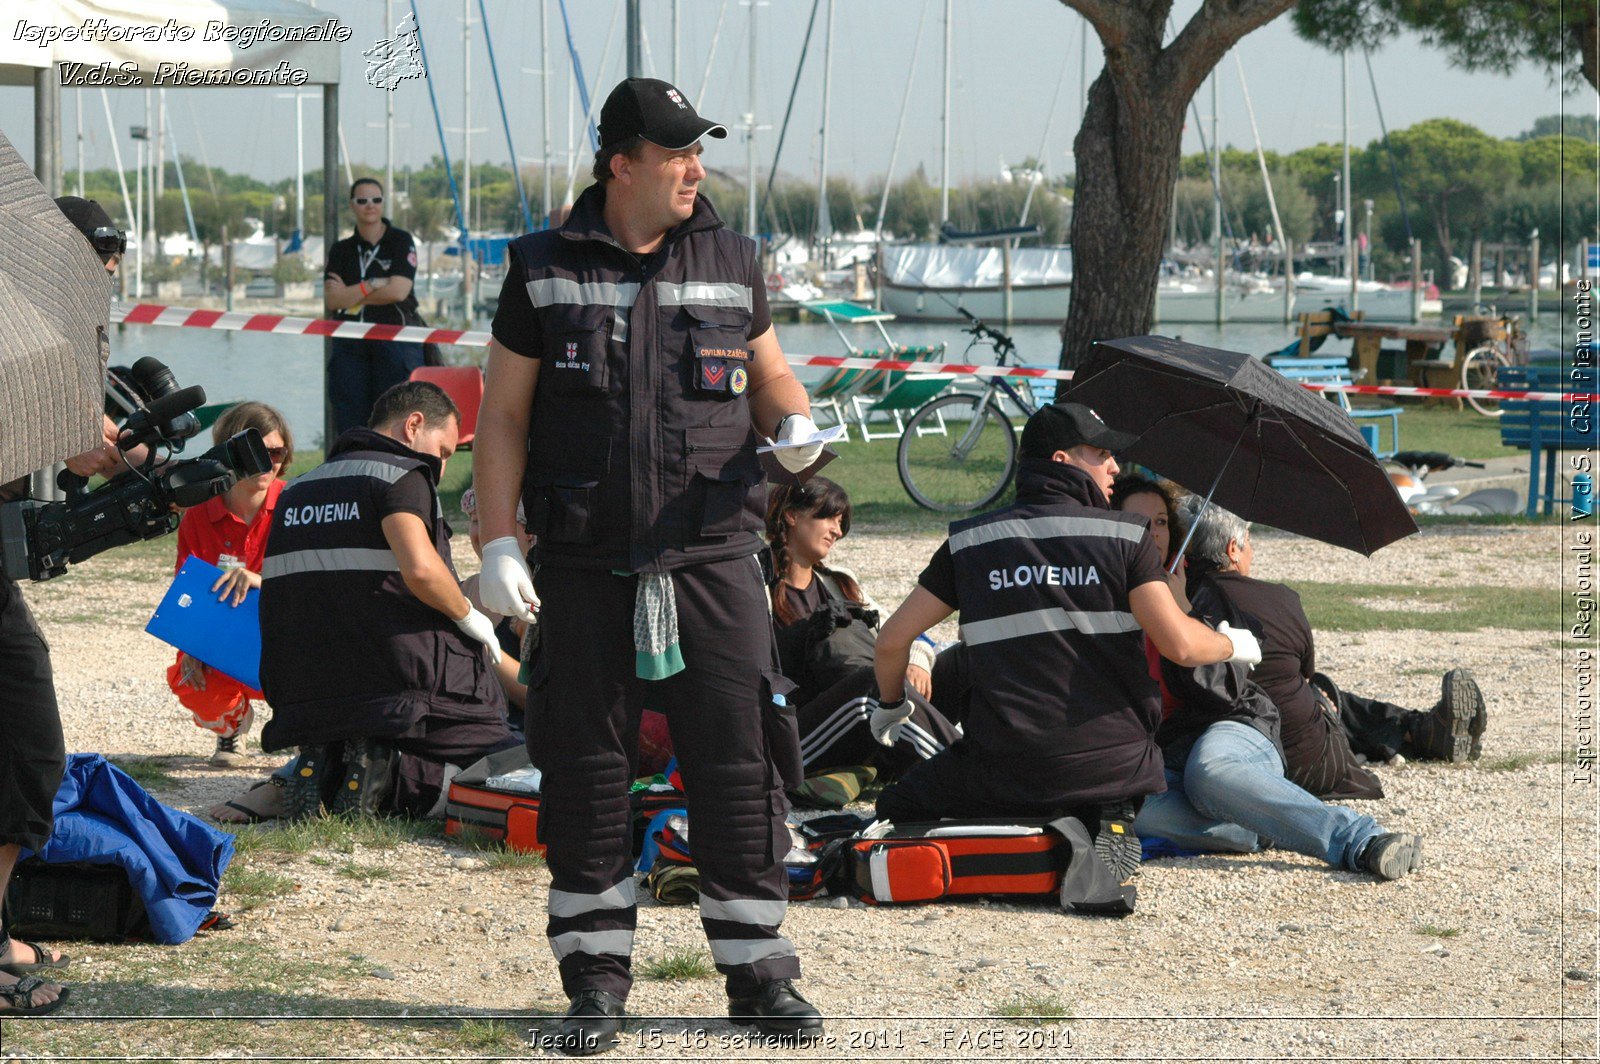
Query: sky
1 0 1589 202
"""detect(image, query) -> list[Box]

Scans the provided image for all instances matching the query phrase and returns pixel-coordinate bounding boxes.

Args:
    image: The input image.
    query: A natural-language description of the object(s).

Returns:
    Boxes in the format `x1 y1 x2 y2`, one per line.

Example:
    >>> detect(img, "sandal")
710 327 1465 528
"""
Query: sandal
209 776 286 825
0 935 70 976
0 975 70 1016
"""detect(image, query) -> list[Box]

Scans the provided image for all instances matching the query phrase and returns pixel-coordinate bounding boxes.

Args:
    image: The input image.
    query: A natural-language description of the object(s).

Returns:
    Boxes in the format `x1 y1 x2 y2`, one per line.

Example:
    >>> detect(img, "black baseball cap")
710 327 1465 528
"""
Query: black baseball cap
598 78 728 152
55 196 125 258
1019 402 1138 461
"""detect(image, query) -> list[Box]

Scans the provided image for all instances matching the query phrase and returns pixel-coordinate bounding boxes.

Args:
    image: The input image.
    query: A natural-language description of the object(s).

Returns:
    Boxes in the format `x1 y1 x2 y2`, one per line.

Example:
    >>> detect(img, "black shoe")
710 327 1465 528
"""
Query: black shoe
1360 832 1424 880
728 979 823 1040
1415 671 1476 763
1094 801 1141 884
1447 668 1489 760
553 989 625 1056
283 744 338 821
329 738 397 817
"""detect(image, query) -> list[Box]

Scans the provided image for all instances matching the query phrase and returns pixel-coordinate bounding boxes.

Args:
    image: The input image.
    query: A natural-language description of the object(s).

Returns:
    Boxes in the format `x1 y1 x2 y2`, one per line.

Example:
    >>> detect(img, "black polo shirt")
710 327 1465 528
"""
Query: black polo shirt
324 219 421 326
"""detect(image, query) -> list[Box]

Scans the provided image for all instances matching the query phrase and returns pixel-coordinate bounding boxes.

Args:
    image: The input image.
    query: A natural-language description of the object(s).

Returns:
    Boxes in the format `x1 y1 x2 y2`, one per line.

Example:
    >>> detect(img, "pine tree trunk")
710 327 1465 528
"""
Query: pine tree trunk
1055 0 1298 371
1059 71 1186 368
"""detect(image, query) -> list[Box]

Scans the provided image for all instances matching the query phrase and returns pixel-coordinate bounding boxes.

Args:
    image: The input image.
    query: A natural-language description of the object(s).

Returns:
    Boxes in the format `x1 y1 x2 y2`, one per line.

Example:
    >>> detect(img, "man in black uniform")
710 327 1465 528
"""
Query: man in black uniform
870 403 1263 880
323 178 425 436
259 381 515 819
473 78 826 1054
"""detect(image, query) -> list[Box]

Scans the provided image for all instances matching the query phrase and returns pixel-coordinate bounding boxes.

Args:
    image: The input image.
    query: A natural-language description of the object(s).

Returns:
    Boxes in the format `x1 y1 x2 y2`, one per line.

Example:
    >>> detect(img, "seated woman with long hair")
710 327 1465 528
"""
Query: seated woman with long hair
766 478 964 788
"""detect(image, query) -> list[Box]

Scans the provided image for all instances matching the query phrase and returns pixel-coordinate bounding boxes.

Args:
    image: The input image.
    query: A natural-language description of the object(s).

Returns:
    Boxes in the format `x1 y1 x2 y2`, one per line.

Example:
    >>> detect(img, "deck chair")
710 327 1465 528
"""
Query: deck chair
850 344 951 441
408 365 484 448
799 299 904 440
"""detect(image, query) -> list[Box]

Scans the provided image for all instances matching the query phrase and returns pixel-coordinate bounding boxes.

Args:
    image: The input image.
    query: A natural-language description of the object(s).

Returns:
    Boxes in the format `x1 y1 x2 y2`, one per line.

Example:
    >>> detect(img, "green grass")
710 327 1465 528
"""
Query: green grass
1482 752 1547 772
1346 400 1523 461
452 825 547 870
231 814 442 858
335 861 395 882
453 1018 526 1051
993 993 1073 1025
1415 924 1463 938
108 755 181 790
222 865 298 911
1295 581 1558 633
637 949 716 981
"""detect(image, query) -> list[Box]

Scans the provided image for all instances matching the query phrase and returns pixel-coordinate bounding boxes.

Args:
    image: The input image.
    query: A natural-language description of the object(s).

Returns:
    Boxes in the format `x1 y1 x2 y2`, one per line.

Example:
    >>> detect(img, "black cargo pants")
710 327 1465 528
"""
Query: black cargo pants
527 554 802 1001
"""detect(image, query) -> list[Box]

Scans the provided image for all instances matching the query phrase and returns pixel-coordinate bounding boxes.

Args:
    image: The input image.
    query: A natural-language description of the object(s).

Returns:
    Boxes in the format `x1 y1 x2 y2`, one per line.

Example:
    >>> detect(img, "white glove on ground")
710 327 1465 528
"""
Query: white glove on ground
479 536 538 622
773 413 824 474
454 605 503 664
1218 621 1262 670
868 696 915 747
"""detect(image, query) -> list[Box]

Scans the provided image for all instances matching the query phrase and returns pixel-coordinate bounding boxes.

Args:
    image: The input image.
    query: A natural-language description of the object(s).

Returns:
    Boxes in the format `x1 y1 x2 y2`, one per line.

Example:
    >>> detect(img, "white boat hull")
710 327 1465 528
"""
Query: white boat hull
880 280 1427 324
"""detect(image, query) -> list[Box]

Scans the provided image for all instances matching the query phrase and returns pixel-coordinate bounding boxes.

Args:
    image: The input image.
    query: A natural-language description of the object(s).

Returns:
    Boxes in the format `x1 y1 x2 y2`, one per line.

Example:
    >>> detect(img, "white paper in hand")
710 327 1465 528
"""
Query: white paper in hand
756 424 847 453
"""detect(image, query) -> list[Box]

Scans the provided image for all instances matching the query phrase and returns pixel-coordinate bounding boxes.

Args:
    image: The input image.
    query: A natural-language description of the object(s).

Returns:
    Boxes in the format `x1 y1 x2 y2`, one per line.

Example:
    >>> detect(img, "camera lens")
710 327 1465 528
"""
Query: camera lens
129 357 180 401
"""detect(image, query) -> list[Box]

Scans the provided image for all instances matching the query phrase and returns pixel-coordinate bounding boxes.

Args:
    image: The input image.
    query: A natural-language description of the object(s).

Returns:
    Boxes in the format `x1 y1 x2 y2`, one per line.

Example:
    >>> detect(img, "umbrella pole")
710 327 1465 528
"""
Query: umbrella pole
1167 417 1255 574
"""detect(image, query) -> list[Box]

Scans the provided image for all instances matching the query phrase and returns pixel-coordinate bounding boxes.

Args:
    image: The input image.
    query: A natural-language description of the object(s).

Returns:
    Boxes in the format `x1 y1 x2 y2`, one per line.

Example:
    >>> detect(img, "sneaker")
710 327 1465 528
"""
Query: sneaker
328 738 397 818
728 978 823 1040
551 989 625 1056
1360 832 1424 880
283 744 339 821
1094 800 1142 884
210 732 246 767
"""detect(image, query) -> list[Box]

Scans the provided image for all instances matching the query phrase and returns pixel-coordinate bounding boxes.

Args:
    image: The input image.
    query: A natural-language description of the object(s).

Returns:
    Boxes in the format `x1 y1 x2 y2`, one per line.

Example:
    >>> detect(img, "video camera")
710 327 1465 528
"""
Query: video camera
0 357 271 581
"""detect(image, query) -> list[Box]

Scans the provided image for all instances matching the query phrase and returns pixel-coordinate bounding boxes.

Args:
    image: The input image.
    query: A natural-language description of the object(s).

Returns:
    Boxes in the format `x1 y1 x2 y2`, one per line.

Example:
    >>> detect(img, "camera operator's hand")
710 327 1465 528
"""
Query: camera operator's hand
63 416 126 477
212 567 260 607
178 652 208 691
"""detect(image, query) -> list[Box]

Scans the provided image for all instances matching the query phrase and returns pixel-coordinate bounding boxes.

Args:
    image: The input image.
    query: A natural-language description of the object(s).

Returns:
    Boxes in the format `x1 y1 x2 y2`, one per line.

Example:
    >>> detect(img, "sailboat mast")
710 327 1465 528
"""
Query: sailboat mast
746 0 758 236
1342 51 1355 310
816 0 834 253
541 0 551 225
1212 72 1222 323
939 0 951 226
386 0 395 199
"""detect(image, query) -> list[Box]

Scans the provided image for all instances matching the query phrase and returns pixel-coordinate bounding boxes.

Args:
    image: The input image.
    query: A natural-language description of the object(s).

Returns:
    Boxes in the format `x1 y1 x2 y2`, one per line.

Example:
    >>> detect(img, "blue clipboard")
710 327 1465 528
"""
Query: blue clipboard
146 557 262 691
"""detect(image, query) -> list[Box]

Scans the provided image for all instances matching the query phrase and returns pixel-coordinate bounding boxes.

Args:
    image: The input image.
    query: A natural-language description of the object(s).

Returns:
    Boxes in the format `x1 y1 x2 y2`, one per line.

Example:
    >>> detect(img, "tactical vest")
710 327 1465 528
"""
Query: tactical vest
505 186 765 574
258 428 505 752
945 463 1165 806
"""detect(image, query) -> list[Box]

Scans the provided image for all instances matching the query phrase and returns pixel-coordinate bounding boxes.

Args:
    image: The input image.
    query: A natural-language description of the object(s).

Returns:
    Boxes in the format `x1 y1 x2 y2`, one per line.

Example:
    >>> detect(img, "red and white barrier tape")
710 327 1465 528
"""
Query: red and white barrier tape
110 301 1589 402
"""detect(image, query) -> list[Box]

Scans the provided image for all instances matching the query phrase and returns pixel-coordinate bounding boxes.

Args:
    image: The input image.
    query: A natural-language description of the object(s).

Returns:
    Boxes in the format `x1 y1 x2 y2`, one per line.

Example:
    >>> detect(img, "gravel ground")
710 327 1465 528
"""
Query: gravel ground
6 522 1596 1061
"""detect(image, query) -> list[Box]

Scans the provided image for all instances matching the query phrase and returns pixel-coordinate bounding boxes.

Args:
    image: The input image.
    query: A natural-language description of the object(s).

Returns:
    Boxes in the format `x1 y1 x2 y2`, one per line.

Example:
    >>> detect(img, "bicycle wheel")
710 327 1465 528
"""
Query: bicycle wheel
1461 345 1509 417
897 392 1018 512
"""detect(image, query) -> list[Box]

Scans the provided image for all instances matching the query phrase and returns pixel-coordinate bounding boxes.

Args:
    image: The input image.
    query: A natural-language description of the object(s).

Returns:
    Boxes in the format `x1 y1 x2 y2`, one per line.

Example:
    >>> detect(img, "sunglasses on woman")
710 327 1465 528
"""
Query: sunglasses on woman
353 196 383 205
266 446 290 464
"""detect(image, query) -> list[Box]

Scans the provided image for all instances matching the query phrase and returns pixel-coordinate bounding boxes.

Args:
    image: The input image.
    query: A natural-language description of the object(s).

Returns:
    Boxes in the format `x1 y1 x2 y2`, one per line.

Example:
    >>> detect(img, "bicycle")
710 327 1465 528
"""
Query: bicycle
1458 312 1530 417
896 308 1048 512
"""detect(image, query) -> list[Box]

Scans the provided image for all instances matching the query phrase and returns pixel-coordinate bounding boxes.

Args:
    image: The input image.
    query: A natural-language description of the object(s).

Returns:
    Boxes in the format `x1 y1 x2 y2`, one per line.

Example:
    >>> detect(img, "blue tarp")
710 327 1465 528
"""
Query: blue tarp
21 754 235 945
442 236 512 266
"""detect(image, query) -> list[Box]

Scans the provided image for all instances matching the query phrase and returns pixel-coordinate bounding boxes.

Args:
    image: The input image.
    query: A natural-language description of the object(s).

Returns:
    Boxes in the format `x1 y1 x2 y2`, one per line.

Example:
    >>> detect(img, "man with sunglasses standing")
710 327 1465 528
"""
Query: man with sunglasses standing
323 178 424 436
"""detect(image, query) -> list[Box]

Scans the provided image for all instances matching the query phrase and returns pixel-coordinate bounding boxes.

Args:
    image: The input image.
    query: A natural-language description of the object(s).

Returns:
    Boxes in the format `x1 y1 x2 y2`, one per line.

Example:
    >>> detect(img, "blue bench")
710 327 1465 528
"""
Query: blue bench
1268 355 1403 459
1499 364 1598 516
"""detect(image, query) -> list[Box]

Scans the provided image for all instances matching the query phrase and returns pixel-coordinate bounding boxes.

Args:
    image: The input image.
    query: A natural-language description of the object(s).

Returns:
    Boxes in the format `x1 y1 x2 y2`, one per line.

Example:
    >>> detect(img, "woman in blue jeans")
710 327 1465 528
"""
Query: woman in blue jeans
1112 477 1422 880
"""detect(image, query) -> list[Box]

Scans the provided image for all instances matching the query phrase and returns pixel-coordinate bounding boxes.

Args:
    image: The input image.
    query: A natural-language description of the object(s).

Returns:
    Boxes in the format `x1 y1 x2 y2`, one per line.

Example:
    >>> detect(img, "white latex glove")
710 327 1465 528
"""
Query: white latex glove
773 413 824 474
868 696 915 747
479 536 538 622
453 605 503 664
1218 621 1262 670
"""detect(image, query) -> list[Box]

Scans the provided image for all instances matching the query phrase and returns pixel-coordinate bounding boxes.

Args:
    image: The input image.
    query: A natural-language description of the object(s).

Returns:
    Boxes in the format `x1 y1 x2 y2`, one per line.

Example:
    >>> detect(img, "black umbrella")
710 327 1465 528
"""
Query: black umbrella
1066 334 1417 556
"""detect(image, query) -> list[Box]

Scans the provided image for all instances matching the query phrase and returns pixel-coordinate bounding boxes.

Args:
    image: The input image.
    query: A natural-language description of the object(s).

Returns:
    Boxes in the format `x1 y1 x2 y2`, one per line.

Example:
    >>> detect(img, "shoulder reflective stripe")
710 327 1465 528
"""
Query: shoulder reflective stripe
292 459 410 486
547 881 637 918
525 277 641 308
655 281 753 311
525 277 640 343
261 547 402 579
705 937 797 966
698 896 788 926
949 515 1144 553
958 606 1140 646
548 929 635 960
